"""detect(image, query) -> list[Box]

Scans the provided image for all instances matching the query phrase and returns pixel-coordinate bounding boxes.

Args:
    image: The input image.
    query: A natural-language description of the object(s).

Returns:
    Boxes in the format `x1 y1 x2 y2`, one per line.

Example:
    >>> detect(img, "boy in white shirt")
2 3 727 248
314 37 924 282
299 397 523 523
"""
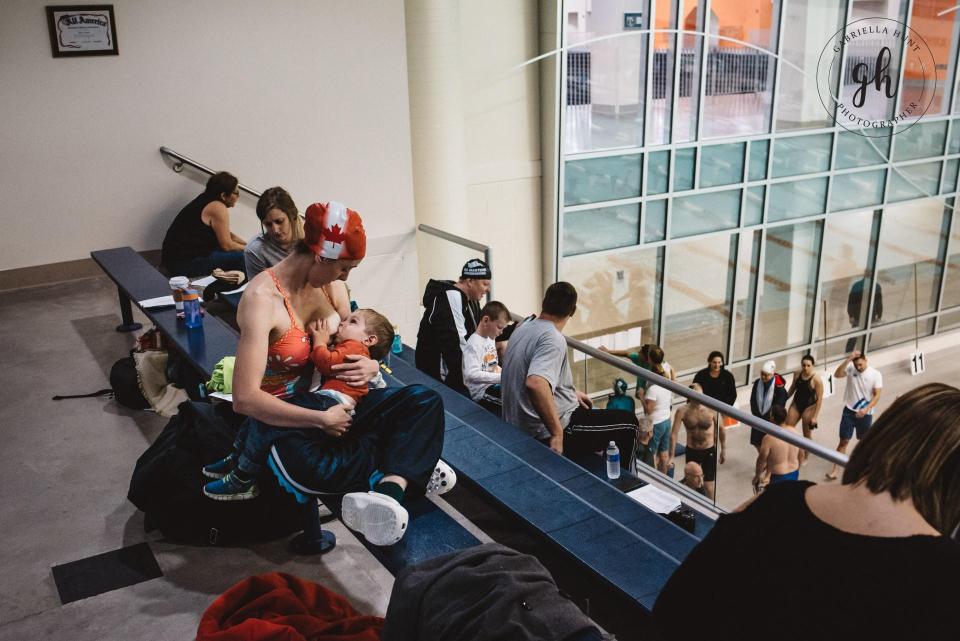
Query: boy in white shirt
462 301 510 408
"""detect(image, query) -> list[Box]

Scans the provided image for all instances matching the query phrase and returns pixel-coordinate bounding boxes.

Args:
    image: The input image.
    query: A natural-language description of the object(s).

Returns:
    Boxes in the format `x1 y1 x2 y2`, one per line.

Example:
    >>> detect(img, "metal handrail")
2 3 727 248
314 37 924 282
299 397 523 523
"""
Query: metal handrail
508 312 848 467
159 147 262 199
566 333 849 466
417 224 493 302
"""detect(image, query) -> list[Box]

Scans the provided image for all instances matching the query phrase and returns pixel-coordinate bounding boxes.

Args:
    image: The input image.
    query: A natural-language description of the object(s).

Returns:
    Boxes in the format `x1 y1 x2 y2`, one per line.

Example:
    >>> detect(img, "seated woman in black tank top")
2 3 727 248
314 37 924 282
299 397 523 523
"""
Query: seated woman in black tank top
653 383 960 640
160 171 248 276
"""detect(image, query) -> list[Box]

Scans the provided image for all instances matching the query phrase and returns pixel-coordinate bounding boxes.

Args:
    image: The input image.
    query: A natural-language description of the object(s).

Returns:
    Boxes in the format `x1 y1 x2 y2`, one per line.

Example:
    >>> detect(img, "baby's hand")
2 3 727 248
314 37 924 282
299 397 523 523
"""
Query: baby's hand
308 319 331 347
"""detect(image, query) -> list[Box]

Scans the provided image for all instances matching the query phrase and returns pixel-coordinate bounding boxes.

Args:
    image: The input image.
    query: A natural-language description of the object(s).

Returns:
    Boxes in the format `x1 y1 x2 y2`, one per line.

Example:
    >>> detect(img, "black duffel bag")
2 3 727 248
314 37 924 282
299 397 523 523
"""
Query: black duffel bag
128 400 303 545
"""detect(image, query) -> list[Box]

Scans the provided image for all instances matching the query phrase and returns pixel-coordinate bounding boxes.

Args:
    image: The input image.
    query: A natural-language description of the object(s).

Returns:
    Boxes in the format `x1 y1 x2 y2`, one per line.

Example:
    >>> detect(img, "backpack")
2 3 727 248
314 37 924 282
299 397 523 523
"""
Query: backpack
128 400 303 545
606 377 636 413
110 354 151 410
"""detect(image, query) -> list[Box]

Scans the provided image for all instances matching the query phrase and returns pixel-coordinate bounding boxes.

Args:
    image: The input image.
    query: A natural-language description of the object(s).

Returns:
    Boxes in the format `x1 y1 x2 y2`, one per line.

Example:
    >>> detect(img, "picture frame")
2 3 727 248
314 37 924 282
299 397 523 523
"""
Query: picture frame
46 5 118 57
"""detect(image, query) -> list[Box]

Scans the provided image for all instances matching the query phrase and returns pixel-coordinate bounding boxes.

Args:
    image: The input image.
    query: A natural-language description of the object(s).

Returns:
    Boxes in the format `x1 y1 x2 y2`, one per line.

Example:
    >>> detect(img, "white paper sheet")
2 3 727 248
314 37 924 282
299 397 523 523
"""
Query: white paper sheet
191 275 217 287
626 484 682 514
138 295 176 309
208 391 233 402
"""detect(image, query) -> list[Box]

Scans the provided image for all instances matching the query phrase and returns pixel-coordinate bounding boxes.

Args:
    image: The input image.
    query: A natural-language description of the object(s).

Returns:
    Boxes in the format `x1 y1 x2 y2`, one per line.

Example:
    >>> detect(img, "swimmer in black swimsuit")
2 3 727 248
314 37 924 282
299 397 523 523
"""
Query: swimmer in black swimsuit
786 355 824 462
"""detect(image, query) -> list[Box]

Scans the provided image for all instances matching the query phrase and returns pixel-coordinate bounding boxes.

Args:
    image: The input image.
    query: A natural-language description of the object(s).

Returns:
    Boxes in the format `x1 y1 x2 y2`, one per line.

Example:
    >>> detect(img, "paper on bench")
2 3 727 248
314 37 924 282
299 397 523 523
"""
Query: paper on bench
139 295 176 309
191 275 217 287
627 484 682 514
220 282 248 296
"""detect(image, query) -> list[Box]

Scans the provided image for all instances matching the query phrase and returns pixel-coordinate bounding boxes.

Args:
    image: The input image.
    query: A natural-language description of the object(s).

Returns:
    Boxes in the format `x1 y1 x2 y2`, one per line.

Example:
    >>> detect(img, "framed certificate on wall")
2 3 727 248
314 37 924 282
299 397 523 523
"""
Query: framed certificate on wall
46 5 119 57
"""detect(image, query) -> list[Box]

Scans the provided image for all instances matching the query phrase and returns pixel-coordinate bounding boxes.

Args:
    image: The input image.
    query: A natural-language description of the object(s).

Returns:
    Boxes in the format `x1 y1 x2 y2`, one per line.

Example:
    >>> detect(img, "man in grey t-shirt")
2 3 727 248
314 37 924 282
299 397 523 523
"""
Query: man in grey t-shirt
502 282 639 468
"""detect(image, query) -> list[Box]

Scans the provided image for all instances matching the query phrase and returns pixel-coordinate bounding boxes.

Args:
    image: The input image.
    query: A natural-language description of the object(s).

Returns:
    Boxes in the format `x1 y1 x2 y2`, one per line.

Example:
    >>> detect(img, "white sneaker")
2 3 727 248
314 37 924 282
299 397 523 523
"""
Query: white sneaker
426 459 457 495
341 491 409 546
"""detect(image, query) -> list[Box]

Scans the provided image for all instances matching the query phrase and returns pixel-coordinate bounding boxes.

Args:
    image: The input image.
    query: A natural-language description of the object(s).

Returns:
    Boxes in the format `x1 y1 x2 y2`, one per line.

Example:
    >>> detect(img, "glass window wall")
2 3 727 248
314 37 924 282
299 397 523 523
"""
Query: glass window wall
563 204 641 256
873 198 950 324
671 189 741 237
775 0 845 130
565 2 649 153
755 221 823 354
648 0 678 146
771 133 832 178
939 210 960 308
748 139 769 180
744 186 764 225
731 231 761 361
701 0 779 139
700 143 745 187
900 0 960 118
648 150 671 194
888 161 942 202
561 246 664 343
645 199 668 242
830 169 886 211
564 155 642 206
674 0 703 143
674 147 696 190
840 1 908 127
816 209 881 340
835 130 891 169
893 121 947 162
662 234 737 371
768 177 828 222
943 159 959 195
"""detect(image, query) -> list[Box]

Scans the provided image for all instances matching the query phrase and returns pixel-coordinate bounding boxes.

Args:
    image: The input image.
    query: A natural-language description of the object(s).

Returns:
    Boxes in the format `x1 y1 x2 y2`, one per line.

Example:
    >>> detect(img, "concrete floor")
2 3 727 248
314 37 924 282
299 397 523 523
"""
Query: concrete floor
0 276 395 640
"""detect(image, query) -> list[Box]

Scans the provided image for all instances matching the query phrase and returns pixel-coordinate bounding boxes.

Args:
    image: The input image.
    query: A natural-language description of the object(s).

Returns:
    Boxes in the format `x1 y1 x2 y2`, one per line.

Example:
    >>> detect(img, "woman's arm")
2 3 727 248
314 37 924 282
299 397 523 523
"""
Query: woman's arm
785 369 799 399
723 371 738 405
203 202 246 251
811 375 824 421
232 288 350 434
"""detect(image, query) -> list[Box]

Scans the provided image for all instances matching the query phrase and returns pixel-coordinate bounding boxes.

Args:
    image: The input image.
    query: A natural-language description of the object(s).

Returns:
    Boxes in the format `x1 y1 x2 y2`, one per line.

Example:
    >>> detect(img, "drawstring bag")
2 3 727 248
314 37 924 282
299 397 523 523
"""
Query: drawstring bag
605 377 636 413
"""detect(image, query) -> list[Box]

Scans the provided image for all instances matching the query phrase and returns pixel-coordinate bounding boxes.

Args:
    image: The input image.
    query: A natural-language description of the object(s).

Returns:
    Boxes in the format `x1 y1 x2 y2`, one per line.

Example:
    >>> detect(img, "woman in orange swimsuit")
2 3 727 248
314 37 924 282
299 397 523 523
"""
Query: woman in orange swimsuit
223 202 448 546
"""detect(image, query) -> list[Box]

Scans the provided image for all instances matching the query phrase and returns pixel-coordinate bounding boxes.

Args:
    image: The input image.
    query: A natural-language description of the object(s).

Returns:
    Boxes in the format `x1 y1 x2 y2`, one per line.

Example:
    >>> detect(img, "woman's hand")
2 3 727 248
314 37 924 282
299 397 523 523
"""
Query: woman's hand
331 354 379 388
318 405 353 437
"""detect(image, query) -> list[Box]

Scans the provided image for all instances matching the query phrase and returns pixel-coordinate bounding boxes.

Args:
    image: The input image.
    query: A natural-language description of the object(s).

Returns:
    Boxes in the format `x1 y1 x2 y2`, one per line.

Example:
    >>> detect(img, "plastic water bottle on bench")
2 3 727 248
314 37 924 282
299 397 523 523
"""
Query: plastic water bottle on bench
606 441 621 480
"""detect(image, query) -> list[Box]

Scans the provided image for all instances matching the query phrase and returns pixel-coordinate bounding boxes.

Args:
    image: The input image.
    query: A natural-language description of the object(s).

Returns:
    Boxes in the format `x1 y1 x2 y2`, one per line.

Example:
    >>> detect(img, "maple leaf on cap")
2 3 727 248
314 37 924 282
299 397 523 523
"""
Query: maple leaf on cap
326 223 347 245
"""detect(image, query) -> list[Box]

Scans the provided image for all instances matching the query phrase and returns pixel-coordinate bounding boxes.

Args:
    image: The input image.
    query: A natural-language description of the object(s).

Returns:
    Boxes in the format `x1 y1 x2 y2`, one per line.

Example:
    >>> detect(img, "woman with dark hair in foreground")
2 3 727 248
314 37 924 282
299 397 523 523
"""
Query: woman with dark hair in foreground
653 382 960 640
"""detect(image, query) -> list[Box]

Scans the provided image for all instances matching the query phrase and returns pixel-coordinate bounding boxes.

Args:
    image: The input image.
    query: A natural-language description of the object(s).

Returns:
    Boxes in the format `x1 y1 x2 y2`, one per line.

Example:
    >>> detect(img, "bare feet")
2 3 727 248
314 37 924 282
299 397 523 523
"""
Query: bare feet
825 469 839 481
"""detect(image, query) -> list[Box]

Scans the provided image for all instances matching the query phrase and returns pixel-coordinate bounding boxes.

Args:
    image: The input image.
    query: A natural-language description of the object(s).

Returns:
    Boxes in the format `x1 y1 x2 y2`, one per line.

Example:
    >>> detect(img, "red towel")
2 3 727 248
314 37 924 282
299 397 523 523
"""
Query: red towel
197 572 383 641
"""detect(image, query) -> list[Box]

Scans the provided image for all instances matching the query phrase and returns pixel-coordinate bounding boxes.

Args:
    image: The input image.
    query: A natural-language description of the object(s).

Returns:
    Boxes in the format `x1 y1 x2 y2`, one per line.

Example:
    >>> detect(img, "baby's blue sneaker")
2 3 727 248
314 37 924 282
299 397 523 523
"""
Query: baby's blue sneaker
202 454 236 479
203 471 259 501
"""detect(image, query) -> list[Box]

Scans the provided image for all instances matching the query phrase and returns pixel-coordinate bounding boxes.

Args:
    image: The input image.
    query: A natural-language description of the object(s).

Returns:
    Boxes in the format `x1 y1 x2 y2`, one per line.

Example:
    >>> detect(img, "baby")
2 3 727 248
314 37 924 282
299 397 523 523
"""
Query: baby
306 308 394 410
202 308 394 501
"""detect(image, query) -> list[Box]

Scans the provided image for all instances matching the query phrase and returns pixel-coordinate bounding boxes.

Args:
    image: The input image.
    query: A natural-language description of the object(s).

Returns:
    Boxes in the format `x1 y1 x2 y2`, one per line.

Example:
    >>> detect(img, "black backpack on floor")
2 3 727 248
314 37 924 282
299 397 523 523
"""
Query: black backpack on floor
127 400 303 545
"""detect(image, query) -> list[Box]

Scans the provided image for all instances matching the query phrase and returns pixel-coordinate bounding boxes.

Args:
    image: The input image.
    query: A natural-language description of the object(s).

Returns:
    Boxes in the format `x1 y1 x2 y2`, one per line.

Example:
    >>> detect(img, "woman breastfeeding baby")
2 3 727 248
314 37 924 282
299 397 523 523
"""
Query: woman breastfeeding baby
200 202 453 546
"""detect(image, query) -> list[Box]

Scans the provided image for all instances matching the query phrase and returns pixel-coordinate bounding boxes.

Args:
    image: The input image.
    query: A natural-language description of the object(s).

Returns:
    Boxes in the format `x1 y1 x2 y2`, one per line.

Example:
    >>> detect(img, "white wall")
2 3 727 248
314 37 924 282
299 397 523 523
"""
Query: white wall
405 0 544 321
0 0 422 338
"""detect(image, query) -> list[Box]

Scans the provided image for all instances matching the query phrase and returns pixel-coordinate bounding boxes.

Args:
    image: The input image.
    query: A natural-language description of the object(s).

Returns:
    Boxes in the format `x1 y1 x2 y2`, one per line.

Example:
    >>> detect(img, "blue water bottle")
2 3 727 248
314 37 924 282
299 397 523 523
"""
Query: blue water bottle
182 288 203 329
606 441 621 480
391 327 403 355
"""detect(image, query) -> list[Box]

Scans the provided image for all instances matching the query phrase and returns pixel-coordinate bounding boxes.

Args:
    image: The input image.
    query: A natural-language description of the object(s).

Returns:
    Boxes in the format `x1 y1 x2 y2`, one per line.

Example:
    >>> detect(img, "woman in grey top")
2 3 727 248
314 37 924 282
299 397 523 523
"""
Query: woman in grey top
244 186 303 278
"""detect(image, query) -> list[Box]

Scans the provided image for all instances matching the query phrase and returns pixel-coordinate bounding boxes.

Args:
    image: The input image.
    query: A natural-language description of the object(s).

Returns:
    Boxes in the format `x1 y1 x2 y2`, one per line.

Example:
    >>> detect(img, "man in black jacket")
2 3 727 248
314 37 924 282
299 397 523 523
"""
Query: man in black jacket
415 259 491 394
749 359 788 451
